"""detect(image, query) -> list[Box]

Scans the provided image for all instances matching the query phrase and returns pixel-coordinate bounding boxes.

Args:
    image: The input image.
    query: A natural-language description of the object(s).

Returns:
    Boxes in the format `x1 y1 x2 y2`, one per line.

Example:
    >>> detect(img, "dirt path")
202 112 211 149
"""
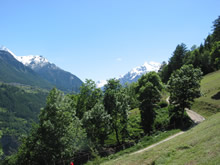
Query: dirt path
166 96 205 124
130 97 205 155
130 131 184 155
186 109 205 124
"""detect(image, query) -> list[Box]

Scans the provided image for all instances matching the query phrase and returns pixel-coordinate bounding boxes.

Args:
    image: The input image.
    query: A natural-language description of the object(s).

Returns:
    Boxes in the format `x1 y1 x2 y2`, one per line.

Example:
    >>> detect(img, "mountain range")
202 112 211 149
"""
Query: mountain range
96 61 161 88
0 47 83 92
0 46 161 91
14 54 83 92
0 49 52 89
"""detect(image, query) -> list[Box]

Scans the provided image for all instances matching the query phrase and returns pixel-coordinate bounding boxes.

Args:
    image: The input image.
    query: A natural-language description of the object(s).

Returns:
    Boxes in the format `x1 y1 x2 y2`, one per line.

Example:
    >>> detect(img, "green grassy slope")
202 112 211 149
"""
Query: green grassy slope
192 70 220 118
102 112 220 165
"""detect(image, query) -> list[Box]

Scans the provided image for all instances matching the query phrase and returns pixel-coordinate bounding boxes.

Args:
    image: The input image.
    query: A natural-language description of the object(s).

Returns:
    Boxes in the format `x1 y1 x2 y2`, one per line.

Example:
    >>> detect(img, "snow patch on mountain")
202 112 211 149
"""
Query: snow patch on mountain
0 46 52 70
96 80 107 88
14 55 50 69
97 61 161 88
119 61 161 85
124 61 160 80
0 46 17 57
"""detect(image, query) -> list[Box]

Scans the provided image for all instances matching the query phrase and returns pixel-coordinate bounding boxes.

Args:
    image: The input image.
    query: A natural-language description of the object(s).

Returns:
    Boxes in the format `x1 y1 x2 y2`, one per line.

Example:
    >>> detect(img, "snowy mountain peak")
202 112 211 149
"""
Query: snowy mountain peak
0 46 17 57
121 61 160 80
96 80 107 88
14 55 50 70
97 61 161 88
0 46 50 69
15 55 48 66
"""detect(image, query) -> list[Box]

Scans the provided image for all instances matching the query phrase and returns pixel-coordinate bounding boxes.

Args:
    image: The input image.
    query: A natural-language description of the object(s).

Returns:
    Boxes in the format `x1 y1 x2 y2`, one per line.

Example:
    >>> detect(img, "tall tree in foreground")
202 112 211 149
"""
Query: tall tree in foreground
136 72 163 134
103 79 130 145
38 88 86 164
9 88 87 165
168 65 202 126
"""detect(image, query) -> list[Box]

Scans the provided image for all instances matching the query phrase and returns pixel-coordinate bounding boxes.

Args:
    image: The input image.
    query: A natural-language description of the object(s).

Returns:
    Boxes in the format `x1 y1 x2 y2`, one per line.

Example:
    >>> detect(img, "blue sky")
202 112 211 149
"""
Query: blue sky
0 0 219 82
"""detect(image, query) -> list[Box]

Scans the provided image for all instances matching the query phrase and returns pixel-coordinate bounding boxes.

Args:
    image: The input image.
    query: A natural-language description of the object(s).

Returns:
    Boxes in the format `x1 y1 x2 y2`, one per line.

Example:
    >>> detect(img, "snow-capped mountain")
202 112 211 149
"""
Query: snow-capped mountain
1 46 83 92
96 61 161 88
96 80 107 88
14 55 51 70
16 54 82 92
0 46 17 57
119 61 161 85
0 47 53 89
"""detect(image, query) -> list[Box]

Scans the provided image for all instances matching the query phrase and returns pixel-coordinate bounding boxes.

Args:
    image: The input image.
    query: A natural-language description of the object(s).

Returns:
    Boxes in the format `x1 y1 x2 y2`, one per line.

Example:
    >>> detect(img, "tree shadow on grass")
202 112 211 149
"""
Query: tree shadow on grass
211 91 220 100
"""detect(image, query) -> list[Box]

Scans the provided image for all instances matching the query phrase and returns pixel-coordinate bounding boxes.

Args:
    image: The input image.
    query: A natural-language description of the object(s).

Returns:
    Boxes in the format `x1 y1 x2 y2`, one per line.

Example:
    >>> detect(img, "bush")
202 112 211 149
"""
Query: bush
154 107 170 131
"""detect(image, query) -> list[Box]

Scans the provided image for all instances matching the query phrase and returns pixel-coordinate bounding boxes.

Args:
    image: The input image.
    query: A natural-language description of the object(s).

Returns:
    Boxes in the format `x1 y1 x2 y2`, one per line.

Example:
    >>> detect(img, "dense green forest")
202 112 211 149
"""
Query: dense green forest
1 16 219 165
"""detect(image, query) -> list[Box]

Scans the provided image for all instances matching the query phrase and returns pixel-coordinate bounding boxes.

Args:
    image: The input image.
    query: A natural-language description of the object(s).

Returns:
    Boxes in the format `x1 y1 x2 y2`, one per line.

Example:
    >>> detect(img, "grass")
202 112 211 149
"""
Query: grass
101 112 220 165
86 129 180 165
192 70 220 118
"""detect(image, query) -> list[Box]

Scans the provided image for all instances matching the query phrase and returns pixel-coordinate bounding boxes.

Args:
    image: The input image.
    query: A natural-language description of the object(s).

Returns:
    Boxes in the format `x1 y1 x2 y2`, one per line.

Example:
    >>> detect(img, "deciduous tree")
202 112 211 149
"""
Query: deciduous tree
168 65 202 126
103 79 130 144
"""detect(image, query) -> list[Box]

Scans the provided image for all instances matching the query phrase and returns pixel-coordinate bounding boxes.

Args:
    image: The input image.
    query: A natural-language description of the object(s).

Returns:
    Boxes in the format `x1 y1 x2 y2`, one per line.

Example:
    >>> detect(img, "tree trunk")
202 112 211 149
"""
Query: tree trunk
115 128 121 145
181 107 184 128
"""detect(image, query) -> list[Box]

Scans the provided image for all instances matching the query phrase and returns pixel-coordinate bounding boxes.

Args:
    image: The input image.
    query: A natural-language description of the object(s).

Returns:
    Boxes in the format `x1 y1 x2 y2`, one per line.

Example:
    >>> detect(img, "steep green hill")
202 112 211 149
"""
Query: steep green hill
192 69 220 118
102 112 220 165
0 83 48 156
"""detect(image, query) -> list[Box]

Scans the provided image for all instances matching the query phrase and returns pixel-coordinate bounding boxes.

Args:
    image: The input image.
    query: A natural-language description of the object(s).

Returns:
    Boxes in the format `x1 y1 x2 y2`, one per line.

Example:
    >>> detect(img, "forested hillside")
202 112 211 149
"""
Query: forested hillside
0 83 48 156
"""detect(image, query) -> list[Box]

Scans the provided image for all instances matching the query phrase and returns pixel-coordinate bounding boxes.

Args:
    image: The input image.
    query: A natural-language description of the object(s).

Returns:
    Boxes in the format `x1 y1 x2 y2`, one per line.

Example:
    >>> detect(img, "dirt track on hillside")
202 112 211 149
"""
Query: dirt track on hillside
186 109 205 124
130 131 185 155
129 97 205 155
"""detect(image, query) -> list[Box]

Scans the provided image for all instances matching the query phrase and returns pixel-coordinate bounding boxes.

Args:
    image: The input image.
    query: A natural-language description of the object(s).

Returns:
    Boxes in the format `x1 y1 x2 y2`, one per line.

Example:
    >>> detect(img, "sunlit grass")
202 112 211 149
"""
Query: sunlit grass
102 113 220 165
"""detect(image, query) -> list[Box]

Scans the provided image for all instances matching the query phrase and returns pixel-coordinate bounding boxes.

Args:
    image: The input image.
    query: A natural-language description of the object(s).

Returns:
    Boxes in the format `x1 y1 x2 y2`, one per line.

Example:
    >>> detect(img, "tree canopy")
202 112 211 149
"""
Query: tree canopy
136 72 163 134
168 65 202 126
103 79 130 144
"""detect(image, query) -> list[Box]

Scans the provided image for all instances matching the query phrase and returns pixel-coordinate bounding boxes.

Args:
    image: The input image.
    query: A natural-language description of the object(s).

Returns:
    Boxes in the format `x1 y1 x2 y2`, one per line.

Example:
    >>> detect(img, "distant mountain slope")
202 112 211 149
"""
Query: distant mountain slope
0 83 48 156
0 50 52 89
15 55 83 93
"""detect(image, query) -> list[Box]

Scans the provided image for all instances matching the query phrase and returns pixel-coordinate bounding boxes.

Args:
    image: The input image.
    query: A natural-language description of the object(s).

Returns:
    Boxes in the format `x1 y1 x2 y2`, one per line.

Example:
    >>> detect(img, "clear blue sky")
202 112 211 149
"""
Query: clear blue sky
0 0 219 82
